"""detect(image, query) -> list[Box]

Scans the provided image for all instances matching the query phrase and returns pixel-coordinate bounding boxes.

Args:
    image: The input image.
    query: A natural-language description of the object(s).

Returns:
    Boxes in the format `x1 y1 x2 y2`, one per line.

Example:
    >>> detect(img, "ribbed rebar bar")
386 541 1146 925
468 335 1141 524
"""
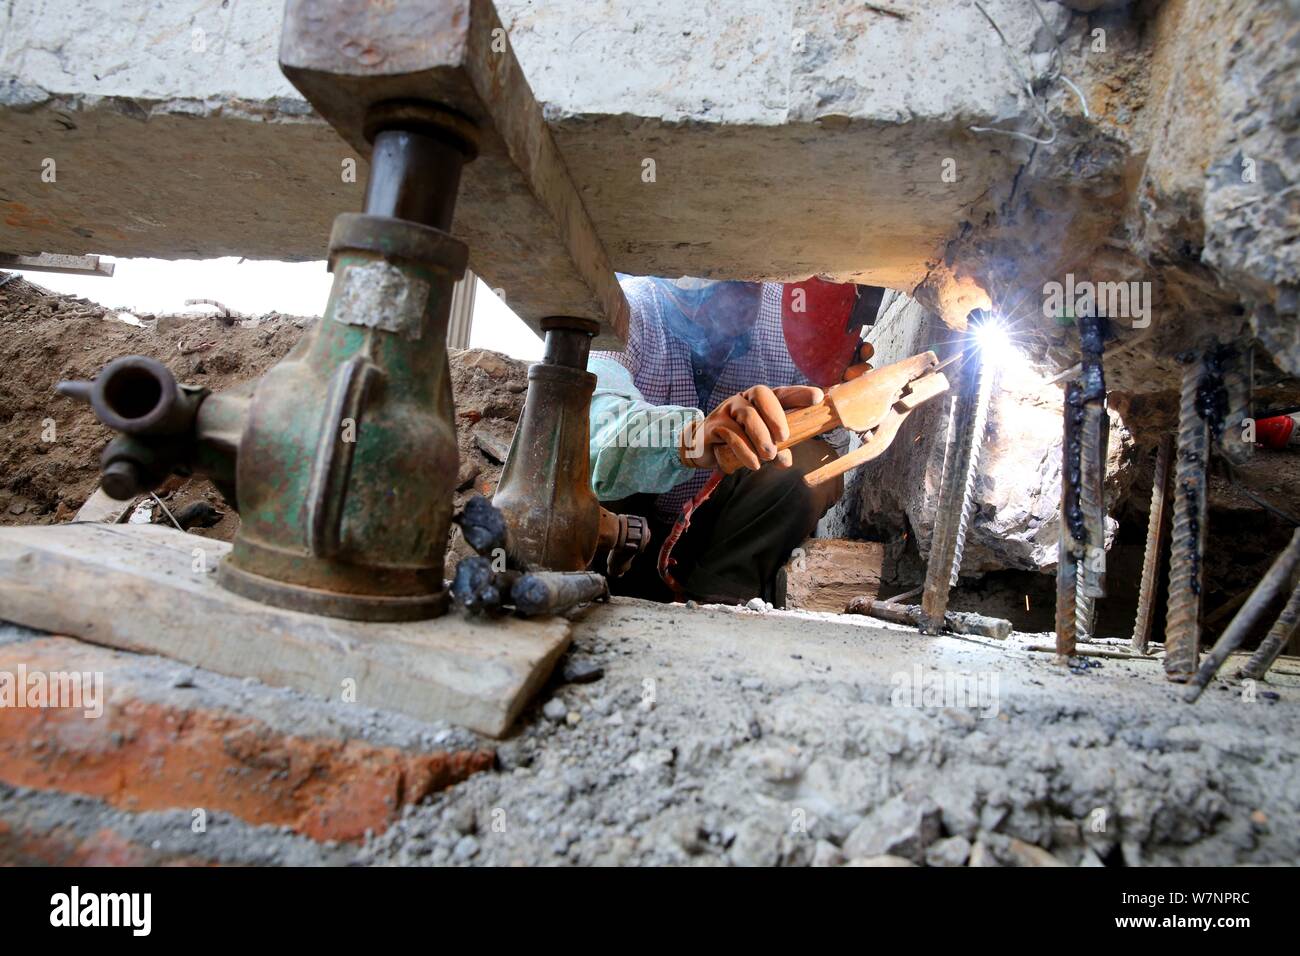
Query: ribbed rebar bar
1186 528 1300 700
1077 402 1109 603
1132 436 1173 653
1056 381 1084 657
1239 575 1300 681
922 350 991 628
1217 344 1255 465
1164 352 1210 682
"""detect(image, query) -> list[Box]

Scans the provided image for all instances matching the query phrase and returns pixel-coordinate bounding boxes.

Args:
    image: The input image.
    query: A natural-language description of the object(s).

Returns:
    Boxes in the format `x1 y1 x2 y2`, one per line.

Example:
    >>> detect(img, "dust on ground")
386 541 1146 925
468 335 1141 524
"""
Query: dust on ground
357 600 1300 867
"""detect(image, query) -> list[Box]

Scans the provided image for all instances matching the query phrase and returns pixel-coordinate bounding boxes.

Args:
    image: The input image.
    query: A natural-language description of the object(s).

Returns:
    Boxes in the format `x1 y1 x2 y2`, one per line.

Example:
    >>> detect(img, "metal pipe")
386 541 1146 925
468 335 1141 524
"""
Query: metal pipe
364 128 466 230
57 355 201 437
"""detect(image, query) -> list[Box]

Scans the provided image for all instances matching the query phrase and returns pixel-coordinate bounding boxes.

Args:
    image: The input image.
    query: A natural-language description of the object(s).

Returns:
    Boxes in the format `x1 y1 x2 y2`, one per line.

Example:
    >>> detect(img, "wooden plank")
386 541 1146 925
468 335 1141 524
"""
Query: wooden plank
784 538 884 612
0 523 569 737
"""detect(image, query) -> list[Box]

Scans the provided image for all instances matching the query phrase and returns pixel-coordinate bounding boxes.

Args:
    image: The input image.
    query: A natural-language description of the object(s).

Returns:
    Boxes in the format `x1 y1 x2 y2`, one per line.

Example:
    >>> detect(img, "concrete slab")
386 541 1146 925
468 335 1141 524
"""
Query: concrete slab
0 522 570 736
0 0 1057 293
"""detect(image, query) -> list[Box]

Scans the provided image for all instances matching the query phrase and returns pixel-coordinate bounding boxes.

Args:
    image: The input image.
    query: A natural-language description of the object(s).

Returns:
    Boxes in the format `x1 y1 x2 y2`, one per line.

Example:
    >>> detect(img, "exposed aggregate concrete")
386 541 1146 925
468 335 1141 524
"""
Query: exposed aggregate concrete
358 601 1300 867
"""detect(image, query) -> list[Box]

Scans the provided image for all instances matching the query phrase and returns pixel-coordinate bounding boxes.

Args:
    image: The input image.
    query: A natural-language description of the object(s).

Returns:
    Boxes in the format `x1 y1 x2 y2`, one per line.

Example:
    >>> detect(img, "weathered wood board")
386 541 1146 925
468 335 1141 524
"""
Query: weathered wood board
0 523 570 737
784 538 884 612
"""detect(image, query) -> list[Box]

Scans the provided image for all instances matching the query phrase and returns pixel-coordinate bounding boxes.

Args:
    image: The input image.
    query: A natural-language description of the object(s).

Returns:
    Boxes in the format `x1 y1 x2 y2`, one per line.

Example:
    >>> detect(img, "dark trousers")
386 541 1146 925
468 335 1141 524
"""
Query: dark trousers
604 439 842 606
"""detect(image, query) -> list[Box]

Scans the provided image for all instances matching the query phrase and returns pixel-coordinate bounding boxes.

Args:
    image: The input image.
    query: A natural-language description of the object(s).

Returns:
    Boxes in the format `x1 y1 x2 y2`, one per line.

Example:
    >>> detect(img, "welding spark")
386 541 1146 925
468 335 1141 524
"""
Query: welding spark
973 315 1017 368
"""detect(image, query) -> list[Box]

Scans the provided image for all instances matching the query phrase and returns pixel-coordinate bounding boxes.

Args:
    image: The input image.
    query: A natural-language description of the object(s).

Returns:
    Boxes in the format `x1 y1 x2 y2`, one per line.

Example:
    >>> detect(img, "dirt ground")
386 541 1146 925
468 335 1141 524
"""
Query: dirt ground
0 274 528 567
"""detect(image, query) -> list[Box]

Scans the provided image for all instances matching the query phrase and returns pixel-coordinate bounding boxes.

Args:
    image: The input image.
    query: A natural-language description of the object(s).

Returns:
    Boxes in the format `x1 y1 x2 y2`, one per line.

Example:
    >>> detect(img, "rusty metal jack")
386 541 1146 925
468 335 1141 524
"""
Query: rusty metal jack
59 102 477 621
493 318 650 574
57 2 539 622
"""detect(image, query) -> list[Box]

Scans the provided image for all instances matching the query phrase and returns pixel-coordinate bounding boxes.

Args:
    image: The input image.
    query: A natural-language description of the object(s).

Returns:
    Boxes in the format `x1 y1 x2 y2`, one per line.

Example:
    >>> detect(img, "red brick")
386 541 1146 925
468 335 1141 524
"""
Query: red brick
0 638 494 842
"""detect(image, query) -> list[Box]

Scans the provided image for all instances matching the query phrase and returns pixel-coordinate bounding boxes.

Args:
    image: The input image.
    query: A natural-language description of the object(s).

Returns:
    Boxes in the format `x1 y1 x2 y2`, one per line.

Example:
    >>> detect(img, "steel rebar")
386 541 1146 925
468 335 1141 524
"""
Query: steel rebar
1239 575 1300 681
922 347 991 629
1074 314 1110 650
1164 352 1211 682
1055 380 1085 657
1131 436 1173 653
1186 528 1300 700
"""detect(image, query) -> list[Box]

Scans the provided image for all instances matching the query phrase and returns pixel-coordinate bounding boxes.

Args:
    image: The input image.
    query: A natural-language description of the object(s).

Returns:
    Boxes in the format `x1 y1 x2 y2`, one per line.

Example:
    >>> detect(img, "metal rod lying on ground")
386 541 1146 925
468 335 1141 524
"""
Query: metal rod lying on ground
882 585 923 605
845 597 1011 640
512 571 609 617
1185 528 1300 701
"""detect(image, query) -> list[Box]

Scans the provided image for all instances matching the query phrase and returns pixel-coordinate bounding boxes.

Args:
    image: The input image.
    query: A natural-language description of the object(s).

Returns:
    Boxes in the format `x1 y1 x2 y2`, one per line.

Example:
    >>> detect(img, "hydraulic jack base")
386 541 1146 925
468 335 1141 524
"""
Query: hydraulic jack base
56 0 632 624
494 319 650 574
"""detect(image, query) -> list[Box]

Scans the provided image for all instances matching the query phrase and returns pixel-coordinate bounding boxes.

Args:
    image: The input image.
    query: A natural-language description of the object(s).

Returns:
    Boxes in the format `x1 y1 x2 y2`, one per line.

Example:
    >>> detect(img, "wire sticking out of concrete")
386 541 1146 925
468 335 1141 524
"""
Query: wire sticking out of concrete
149 493 184 532
969 1 1056 146
1027 0 1091 118
969 0 1093 144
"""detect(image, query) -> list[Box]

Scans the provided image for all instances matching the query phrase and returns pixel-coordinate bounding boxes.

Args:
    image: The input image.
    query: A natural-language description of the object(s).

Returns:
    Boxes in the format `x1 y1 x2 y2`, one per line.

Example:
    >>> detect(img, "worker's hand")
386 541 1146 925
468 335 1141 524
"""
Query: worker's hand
842 341 875 382
680 384 825 474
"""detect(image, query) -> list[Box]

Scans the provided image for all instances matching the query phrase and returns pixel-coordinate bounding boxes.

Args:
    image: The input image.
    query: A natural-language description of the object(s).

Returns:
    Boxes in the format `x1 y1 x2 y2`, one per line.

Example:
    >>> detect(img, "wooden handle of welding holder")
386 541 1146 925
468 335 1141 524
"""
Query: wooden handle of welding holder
711 369 949 482
710 400 838 474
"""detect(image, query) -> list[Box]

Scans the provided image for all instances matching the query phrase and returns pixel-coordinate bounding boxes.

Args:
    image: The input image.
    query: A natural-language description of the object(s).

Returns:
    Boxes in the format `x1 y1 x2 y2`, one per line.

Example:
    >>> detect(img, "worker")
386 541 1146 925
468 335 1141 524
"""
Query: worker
589 275 878 606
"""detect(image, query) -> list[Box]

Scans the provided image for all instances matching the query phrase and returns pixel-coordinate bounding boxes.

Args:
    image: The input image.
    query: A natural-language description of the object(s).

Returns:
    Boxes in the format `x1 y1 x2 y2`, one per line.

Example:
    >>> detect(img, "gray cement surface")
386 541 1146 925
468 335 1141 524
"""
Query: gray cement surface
359 599 1300 866
4 597 1297 866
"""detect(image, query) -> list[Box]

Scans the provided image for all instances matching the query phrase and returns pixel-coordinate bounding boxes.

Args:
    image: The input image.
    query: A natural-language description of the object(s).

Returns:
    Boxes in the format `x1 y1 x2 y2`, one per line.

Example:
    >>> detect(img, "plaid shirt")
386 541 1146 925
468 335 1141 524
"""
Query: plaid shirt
592 276 813 523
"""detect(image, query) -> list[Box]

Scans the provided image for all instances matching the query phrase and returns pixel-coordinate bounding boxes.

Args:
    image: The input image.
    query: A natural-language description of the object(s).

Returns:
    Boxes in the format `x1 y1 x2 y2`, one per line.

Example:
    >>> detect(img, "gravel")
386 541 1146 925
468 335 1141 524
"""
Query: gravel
355 600 1300 867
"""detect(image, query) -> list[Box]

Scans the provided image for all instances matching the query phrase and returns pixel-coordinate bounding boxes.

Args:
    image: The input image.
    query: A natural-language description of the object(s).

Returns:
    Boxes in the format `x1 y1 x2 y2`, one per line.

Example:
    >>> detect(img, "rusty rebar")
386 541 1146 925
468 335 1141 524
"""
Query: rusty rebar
845 597 1011 639
922 349 991 629
1055 380 1084 657
1239 574 1300 681
1186 528 1300 700
1077 402 1108 600
1164 352 1211 682
1076 314 1109 611
1131 436 1173 653
1216 344 1254 465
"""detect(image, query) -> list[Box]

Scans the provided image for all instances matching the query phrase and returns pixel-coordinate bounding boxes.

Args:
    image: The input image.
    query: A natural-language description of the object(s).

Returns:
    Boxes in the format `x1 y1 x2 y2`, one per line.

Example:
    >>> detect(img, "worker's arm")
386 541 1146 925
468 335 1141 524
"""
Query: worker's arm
588 356 702 501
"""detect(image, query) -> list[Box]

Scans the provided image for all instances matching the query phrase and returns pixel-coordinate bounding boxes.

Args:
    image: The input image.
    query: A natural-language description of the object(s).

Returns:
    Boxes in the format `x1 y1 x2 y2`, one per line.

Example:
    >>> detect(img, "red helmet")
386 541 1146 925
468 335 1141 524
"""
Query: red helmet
780 279 882 387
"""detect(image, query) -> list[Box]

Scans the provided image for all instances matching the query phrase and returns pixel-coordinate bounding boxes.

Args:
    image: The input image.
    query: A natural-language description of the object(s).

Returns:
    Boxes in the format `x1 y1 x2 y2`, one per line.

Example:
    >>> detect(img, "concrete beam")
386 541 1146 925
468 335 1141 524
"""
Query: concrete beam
0 0 1062 305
